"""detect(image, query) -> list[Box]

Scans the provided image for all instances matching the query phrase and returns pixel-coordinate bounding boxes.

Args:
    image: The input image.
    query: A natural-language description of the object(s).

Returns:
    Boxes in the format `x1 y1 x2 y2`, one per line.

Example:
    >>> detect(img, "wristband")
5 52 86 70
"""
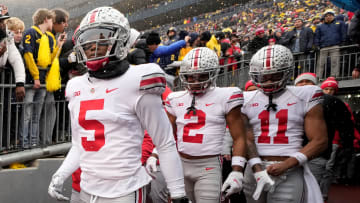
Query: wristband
291 152 308 166
152 148 158 155
248 157 262 168
231 156 246 167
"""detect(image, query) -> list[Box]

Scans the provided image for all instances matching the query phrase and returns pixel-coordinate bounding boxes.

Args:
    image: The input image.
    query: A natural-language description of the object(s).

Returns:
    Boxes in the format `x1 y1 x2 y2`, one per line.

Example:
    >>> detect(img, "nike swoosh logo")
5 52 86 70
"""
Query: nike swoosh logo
205 167 214 171
106 88 118 94
287 102 297 106
205 103 215 106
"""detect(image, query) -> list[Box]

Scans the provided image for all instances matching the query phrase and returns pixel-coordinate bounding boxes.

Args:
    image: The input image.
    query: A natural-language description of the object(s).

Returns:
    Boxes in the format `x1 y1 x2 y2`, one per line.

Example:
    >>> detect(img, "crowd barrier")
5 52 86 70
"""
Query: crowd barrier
0 44 359 166
174 44 360 90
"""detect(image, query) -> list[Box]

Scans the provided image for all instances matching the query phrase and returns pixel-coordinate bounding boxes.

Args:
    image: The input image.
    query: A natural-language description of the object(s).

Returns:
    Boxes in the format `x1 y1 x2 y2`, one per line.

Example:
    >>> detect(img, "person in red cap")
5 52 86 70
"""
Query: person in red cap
321 77 338 96
248 28 268 54
244 80 257 91
294 72 318 86
268 38 276 45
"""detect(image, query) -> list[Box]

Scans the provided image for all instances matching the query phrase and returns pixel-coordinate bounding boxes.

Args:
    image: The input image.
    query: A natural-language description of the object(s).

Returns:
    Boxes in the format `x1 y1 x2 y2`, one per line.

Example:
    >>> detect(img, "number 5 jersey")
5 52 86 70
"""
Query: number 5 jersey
241 85 323 156
165 87 244 156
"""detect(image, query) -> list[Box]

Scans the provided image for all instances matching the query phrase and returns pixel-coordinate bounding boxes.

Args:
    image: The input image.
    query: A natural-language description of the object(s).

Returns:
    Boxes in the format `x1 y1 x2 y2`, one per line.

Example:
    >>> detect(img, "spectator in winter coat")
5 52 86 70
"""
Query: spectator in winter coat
314 9 347 78
348 9 360 79
281 18 314 54
248 28 268 54
147 31 189 75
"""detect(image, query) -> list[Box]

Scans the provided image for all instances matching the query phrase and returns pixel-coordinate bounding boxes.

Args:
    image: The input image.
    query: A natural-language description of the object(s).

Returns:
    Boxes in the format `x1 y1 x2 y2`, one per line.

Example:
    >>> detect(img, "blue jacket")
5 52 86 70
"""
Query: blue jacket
314 20 347 48
149 40 186 75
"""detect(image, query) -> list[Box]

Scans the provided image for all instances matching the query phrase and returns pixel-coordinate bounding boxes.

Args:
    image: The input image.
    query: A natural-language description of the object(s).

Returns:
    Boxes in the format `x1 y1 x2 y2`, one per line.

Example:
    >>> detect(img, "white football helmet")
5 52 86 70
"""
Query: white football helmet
74 7 131 71
249 45 294 94
179 47 219 94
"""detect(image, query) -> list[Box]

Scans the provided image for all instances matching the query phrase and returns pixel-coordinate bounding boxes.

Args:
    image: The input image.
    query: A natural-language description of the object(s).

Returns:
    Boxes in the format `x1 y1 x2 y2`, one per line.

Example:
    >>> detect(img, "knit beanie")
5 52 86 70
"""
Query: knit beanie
321 77 338 92
146 32 161 45
294 72 317 85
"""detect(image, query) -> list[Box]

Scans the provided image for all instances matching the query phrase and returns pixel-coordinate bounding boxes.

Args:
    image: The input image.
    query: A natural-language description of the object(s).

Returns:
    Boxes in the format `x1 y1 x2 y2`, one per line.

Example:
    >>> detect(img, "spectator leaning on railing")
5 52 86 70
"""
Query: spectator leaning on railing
0 12 26 101
0 7 26 151
314 9 347 79
19 8 62 149
5 17 25 54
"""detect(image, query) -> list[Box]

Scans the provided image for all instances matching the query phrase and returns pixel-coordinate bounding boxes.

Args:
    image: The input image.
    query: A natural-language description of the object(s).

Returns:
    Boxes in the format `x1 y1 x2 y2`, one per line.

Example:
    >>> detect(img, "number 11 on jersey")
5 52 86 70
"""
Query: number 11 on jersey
258 109 289 144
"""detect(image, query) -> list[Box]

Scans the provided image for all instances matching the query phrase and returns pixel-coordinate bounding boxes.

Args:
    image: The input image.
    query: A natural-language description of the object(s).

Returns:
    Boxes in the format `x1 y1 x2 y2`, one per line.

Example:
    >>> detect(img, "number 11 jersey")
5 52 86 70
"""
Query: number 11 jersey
241 85 323 156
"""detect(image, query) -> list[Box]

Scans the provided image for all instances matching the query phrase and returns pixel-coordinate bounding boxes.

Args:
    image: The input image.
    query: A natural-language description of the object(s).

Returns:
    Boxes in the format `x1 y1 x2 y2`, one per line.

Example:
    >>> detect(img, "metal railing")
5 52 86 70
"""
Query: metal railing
174 44 360 91
0 68 71 157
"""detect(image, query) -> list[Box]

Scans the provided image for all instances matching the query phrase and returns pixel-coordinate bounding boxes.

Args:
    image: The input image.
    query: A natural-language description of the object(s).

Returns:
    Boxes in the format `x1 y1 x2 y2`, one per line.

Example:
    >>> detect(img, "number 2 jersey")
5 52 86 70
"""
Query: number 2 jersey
65 63 172 197
242 85 323 156
165 87 243 156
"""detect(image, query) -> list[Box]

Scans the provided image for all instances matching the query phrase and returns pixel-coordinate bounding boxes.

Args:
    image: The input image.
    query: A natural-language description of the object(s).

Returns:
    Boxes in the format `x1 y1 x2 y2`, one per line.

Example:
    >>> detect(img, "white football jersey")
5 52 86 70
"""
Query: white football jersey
165 87 243 156
65 63 167 197
242 86 323 156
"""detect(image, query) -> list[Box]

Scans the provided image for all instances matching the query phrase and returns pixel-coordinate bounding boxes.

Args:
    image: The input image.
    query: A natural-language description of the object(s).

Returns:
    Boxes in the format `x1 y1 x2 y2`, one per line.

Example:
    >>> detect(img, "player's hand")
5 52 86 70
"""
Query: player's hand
145 156 158 175
33 79 40 89
223 154 231 161
221 171 243 197
68 52 77 63
352 68 360 79
266 162 289 176
15 86 25 102
48 174 69 201
252 170 274 200
57 32 67 47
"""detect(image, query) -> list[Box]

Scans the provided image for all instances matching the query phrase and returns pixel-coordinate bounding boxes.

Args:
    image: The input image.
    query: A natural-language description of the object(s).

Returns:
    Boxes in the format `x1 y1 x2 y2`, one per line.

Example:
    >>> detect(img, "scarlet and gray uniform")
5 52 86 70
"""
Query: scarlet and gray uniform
242 85 323 203
55 63 185 203
165 87 243 203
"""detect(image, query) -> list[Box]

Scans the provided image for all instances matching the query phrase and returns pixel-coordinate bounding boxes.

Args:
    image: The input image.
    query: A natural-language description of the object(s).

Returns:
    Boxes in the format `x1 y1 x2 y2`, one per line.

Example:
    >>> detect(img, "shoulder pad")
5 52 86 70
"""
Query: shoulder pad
139 63 166 95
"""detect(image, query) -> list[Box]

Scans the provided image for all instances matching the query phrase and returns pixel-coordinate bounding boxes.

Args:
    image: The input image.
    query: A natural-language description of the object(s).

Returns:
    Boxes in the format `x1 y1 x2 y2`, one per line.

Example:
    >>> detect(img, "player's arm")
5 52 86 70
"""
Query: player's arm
166 111 177 139
48 145 80 201
241 112 274 200
226 106 246 172
136 93 186 200
241 113 263 172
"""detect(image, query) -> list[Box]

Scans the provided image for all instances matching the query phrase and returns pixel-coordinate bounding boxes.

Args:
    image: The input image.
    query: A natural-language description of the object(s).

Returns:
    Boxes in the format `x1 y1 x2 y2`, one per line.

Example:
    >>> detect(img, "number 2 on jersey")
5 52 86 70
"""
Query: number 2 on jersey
183 110 206 143
258 109 288 144
79 99 105 151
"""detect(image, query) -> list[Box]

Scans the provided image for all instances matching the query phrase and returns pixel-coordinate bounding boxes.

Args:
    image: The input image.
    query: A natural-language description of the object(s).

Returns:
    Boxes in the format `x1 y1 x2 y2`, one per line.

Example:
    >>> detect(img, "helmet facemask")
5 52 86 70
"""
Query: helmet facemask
180 69 219 94
249 45 294 95
250 68 291 95
74 23 130 71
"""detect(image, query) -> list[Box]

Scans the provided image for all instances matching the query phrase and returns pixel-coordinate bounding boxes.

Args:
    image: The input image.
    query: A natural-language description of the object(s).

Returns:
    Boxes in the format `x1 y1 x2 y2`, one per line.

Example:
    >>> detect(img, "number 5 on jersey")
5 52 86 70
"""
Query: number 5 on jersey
78 99 105 151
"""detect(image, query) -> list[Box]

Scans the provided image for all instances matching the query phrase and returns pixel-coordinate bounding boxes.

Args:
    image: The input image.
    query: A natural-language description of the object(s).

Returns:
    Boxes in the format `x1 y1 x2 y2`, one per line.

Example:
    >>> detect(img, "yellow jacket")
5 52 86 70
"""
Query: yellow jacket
206 35 221 57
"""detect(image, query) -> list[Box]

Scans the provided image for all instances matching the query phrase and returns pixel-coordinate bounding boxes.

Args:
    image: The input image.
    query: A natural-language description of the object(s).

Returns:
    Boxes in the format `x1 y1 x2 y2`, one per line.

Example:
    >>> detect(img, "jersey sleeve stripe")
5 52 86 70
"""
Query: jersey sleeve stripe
311 92 324 99
229 93 244 100
140 75 166 90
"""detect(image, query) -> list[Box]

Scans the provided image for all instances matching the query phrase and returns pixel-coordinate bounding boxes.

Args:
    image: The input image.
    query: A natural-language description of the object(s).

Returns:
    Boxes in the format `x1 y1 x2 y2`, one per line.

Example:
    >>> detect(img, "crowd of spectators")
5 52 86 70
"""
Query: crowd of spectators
142 0 360 81
0 1 358 169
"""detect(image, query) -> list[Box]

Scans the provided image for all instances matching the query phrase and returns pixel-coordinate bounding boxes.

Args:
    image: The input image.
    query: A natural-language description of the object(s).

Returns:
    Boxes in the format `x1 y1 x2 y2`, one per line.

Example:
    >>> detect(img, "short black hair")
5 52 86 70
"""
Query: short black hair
146 31 161 45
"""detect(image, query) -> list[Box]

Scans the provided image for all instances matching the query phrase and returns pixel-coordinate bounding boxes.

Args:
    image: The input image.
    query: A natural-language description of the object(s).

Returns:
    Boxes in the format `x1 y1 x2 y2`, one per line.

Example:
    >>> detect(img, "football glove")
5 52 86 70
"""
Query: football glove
48 174 69 201
221 171 243 197
253 170 275 200
145 156 158 175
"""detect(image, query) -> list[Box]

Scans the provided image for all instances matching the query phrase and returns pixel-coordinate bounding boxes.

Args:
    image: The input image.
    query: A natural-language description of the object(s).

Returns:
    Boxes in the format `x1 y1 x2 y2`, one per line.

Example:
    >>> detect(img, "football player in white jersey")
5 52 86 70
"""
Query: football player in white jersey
164 47 247 203
47 7 188 203
241 45 328 203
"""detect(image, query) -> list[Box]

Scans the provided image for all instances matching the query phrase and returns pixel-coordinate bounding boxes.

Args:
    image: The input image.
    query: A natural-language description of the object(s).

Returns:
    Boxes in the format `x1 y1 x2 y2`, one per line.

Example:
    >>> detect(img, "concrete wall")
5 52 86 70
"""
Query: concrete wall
0 158 72 203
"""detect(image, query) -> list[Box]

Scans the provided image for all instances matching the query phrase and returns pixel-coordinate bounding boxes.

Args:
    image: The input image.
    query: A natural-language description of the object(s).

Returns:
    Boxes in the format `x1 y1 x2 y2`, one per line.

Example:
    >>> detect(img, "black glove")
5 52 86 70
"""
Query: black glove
172 197 189 203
